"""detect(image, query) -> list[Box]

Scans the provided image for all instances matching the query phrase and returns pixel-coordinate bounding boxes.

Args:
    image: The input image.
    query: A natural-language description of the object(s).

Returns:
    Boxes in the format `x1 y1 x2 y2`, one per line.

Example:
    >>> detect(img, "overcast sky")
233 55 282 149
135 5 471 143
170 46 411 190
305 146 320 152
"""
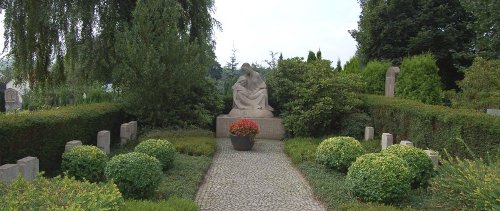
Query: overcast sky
0 1 361 66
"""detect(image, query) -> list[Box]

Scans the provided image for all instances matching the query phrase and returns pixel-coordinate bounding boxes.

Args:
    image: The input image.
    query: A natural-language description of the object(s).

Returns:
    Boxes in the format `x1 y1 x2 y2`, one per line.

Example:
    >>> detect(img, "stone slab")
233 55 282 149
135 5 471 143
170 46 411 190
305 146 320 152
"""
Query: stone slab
0 164 20 184
120 123 131 145
65 140 82 152
424 150 439 167
17 156 39 181
381 133 393 150
364 127 374 141
400 140 414 147
486 109 500 116
129 121 138 140
97 130 111 154
216 115 285 140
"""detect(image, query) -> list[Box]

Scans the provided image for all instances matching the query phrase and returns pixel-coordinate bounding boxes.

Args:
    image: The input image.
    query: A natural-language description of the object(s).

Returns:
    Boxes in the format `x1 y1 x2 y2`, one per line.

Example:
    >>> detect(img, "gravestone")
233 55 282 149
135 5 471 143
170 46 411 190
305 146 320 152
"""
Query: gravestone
400 140 414 147
65 140 82 152
424 150 439 167
486 109 500 116
381 133 393 149
17 156 39 181
364 127 374 141
97 130 111 154
0 164 20 184
4 88 21 111
385 67 400 97
129 121 138 140
120 123 131 146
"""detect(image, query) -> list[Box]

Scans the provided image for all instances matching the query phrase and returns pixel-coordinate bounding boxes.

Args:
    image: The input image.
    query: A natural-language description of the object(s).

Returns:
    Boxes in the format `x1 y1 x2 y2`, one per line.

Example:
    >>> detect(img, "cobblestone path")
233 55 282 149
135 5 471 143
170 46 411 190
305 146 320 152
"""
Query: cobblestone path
195 138 325 211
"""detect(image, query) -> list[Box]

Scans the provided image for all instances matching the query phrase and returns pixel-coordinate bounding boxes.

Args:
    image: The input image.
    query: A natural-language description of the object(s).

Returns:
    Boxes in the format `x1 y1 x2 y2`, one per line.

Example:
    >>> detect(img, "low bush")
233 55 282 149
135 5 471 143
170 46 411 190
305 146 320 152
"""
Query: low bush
141 129 216 156
123 197 198 211
339 112 372 140
0 175 123 210
431 156 500 210
347 153 411 203
284 137 321 164
364 94 500 159
105 152 162 199
316 136 365 172
61 145 108 182
382 145 434 188
135 139 176 169
0 103 125 175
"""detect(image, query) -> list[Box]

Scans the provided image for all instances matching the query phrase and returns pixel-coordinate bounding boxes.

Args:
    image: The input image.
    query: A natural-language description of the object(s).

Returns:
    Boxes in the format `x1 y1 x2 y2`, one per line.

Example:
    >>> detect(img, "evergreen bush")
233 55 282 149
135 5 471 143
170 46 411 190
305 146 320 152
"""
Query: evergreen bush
135 139 176 169
382 145 434 188
62 145 108 182
316 136 365 172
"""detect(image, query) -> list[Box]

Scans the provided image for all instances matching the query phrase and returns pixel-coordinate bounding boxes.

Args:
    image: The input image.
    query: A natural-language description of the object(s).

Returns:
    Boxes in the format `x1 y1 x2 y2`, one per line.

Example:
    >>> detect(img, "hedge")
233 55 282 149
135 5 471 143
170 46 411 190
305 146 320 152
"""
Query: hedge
363 95 500 159
0 103 125 175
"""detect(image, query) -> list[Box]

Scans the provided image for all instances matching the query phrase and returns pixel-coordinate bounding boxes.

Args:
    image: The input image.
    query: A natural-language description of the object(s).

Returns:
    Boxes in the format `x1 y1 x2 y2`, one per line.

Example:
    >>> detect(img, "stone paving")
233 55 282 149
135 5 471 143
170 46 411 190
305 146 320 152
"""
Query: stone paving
195 138 325 211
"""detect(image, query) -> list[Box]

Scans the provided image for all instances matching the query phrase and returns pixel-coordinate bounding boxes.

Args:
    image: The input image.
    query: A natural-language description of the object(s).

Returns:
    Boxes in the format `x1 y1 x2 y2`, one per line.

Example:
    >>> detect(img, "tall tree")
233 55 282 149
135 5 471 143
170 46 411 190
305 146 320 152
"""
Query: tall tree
350 0 475 89
225 46 239 77
307 51 317 63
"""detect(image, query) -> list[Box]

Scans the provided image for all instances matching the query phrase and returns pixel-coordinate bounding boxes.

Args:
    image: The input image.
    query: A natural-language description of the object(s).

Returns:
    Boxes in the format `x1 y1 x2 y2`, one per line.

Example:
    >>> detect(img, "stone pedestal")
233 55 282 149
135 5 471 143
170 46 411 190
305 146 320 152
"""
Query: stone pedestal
381 133 393 149
364 127 374 141
0 164 20 184
216 115 285 140
97 130 111 154
17 156 39 181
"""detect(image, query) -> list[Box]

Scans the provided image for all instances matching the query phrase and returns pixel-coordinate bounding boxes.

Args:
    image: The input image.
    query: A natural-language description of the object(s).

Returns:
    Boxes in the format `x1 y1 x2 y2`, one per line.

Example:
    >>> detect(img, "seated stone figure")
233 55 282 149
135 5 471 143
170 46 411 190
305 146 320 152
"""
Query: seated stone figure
228 63 274 118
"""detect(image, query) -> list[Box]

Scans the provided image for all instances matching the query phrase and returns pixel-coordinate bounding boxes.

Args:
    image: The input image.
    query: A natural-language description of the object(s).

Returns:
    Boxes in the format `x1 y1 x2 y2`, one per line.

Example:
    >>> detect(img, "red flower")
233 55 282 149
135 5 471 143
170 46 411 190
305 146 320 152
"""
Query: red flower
229 119 259 137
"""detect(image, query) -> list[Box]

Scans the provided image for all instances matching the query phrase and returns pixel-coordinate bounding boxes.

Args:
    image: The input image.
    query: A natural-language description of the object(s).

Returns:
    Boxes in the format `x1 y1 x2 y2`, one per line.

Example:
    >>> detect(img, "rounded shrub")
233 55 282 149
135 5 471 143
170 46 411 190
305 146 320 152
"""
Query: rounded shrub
61 145 107 182
105 152 162 199
383 145 434 188
135 139 176 169
316 136 365 172
347 153 411 203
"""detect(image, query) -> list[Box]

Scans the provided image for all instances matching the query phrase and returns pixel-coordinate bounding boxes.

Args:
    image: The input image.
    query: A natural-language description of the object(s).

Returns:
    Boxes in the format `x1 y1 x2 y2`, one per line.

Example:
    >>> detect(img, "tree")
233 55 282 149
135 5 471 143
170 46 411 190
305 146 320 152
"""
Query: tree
209 61 223 80
335 59 342 72
264 51 279 69
307 51 317 63
350 0 475 89
342 56 362 75
225 46 239 77
361 60 392 95
279 53 283 62
316 49 322 60
113 0 221 127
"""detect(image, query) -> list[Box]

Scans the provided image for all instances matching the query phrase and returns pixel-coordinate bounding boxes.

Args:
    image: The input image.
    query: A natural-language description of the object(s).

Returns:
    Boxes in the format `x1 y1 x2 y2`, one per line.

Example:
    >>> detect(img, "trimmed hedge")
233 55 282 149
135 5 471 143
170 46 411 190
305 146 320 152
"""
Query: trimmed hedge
363 95 500 159
0 103 125 175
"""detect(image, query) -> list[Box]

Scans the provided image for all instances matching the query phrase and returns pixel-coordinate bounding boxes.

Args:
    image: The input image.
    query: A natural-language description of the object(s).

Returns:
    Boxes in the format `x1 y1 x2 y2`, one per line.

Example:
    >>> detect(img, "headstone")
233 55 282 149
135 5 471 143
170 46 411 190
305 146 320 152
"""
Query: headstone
120 123 131 146
17 156 39 181
385 66 400 97
129 121 138 140
4 88 21 111
486 109 500 116
97 130 111 154
381 133 393 149
400 140 414 147
65 140 82 152
0 164 20 184
424 150 439 167
364 127 374 141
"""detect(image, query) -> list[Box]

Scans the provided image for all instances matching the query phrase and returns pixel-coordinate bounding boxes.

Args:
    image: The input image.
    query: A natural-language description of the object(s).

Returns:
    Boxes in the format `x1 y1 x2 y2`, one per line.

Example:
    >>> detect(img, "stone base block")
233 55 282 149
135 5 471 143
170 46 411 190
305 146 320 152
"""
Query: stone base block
216 115 285 140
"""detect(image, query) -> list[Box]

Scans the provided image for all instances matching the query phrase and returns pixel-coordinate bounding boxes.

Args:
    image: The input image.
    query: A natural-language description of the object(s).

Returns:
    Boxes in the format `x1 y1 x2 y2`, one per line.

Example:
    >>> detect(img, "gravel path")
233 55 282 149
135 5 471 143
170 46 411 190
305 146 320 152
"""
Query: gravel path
195 138 325 211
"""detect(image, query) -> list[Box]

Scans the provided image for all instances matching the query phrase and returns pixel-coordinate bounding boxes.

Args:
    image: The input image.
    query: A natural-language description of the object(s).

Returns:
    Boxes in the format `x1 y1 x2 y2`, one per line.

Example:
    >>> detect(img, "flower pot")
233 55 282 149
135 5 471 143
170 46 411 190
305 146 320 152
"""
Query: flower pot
230 134 254 151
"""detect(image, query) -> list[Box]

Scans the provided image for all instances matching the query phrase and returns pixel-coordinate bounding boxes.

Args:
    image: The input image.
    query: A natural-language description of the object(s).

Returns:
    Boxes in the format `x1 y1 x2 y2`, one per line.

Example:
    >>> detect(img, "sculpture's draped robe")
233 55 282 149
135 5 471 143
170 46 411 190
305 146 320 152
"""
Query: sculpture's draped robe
229 69 273 118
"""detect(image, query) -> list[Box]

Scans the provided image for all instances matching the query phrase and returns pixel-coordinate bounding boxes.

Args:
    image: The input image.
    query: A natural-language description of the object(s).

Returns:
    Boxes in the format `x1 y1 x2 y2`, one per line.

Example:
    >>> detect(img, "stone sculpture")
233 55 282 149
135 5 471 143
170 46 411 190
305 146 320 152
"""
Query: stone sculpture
228 63 274 118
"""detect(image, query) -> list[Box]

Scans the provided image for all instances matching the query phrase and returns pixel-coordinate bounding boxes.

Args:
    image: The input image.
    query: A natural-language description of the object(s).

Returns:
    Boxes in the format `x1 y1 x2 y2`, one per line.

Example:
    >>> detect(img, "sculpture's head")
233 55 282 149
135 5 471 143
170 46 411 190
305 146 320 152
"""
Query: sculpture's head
241 63 252 76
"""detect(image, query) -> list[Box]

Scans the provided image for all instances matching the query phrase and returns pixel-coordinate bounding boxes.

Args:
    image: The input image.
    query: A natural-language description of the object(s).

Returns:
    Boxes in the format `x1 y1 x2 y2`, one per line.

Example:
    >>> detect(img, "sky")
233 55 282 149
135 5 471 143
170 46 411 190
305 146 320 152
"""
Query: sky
0 1 362 66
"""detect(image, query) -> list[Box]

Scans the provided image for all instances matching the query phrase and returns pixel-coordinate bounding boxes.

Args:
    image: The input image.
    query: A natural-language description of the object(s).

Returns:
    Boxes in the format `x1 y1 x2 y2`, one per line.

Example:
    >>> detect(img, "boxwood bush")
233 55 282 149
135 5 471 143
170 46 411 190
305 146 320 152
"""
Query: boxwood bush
316 136 365 172
135 139 176 169
0 175 123 210
347 153 411 203
382 145 434 188
0 103 125 175
62 145 108 182
105 152 162 199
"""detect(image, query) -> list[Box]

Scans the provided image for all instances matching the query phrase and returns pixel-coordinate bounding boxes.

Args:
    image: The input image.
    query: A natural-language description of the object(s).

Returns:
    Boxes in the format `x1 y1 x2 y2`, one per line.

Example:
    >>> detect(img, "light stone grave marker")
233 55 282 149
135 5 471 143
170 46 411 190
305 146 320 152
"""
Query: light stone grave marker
65 140 82 152
400 140 414 147
17 156 39 181
381 133 393 149
0 164 20 184
364 127 374 141
424 150 439 167
486 109 500 116
129 121 138 140
120 123 131 146
4 88 21 111
385 67 400 97
97 130 111 154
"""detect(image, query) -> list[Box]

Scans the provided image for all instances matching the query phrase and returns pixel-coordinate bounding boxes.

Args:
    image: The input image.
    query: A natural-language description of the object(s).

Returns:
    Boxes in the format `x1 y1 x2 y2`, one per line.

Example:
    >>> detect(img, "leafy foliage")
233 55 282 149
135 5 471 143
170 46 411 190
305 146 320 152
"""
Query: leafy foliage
267 58 364 137
316 137 365 172
284 137 322 164
347 153 411 204
105 152 162 199
350 0 475 89
135 139 177 170
361 60 392 95
450 57 500 110
114 0 221 127
396 54 443 105
0 175 123 210
123 197 198 211
383 145 435 188
342 56 362 75
61 145 108 182
134 129 216 156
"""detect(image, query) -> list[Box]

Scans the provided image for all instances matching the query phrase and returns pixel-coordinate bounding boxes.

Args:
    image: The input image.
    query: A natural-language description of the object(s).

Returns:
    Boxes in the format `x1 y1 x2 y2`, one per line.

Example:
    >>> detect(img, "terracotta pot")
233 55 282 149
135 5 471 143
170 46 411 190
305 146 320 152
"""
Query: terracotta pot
230 134 254 151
